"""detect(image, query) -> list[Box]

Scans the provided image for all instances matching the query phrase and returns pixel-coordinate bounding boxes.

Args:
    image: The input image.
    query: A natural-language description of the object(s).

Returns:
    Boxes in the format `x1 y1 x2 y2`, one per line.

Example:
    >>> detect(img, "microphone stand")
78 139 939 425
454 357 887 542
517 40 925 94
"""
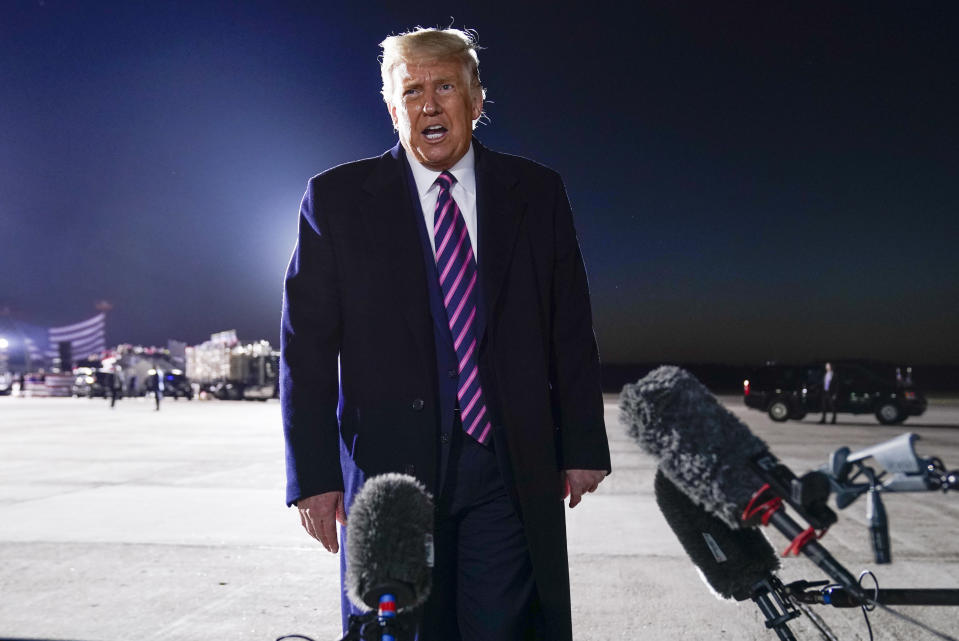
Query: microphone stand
744 459 863 595
765 509 863 597
822 441 956 565
750 576 800 641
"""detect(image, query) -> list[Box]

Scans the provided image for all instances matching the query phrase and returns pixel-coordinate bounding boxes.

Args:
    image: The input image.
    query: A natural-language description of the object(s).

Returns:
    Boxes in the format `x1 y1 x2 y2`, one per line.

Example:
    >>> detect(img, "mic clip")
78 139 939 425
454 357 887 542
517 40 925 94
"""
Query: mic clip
742 484 782 526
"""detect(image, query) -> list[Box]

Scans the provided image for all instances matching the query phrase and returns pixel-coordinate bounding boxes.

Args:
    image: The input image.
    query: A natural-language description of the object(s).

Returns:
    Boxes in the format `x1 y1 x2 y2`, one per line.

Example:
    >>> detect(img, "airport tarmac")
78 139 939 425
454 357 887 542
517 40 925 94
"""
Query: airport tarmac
1 392 958 641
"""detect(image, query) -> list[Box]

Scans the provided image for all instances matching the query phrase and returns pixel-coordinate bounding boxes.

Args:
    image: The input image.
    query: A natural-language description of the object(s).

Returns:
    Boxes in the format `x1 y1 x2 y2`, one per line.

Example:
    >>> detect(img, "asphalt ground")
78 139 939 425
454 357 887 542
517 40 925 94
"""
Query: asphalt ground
1 392 958 641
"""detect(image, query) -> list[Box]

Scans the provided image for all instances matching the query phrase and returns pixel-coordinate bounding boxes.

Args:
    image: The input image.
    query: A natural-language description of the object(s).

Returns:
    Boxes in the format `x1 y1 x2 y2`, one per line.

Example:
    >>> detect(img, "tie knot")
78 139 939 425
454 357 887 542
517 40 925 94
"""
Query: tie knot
436 171 456 190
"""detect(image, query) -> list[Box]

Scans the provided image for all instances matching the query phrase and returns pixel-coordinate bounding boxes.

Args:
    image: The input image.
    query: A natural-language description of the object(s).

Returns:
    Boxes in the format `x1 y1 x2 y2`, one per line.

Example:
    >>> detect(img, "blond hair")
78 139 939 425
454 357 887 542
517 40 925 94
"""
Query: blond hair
379 27 486 109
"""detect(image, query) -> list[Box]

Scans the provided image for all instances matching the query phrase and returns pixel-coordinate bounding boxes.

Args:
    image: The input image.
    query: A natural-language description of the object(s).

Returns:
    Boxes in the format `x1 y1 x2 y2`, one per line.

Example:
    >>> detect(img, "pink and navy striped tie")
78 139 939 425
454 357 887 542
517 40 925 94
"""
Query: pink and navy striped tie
433 171 492 445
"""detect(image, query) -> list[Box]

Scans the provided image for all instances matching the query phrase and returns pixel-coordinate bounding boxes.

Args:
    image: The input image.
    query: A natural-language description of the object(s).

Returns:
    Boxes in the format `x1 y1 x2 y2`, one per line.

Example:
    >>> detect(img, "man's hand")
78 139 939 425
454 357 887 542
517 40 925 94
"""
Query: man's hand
297 491 347 553
563 469 607 508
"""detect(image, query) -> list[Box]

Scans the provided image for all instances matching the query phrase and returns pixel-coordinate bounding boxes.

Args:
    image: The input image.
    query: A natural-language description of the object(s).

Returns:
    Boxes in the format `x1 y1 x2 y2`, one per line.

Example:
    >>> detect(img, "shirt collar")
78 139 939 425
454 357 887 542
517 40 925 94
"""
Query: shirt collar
408 143 476 199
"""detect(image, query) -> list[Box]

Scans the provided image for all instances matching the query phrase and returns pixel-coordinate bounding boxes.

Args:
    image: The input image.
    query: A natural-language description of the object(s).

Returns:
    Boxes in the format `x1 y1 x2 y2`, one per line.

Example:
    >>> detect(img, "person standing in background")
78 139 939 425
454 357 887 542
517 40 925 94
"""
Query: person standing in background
820 362 836 424
110 366 123 409
153 367 163 411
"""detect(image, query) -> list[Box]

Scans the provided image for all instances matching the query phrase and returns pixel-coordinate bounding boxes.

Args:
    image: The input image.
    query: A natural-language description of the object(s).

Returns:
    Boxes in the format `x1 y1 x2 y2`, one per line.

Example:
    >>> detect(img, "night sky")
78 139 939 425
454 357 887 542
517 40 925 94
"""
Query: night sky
3 1 958 365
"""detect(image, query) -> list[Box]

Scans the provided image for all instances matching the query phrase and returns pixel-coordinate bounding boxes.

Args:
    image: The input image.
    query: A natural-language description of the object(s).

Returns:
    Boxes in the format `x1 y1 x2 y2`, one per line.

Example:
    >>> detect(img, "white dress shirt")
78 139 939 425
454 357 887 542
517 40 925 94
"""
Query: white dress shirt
407 143 478 262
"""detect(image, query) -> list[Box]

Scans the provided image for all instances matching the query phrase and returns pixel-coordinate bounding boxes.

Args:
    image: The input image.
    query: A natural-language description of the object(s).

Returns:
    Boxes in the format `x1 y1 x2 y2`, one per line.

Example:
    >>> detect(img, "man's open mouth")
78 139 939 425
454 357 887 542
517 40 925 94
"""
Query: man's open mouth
423 125 447 141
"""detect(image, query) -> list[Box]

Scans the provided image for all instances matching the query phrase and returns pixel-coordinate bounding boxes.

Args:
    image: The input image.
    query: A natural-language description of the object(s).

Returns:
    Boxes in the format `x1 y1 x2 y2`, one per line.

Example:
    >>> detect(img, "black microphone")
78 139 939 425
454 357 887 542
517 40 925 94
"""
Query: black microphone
623 366 860 593
866 488 891 564
655 469 780 601
657 470 803 640
345 473 434 613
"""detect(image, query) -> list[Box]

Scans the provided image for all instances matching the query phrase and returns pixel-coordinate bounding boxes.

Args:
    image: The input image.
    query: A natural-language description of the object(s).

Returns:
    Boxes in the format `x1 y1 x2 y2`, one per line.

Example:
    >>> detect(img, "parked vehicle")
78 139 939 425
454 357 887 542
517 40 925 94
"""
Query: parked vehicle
186 332 278 401
204 351 277 401
744 361 927 425
72 368 113 398
145 369 194 400
743 364 813 422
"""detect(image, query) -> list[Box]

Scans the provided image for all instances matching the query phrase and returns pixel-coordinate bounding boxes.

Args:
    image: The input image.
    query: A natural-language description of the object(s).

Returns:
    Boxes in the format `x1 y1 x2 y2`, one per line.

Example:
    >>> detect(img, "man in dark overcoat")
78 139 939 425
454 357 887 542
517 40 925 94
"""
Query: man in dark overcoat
281 27 611 641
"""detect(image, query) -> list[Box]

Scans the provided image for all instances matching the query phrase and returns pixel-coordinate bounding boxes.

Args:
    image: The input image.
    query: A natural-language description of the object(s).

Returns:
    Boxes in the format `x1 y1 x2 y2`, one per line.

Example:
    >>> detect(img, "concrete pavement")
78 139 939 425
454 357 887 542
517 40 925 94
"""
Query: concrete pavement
1 393 957 640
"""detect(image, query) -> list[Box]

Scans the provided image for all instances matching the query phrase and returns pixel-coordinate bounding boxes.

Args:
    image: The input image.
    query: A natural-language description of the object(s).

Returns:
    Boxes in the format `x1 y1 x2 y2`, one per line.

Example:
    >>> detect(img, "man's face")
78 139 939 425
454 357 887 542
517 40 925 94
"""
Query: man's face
389 57 483 171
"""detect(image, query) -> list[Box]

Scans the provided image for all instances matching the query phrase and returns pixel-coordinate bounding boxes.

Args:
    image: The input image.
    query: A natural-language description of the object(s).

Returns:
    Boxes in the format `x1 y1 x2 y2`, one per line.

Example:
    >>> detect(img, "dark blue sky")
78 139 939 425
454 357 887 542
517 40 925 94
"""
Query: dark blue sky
2 1 958 364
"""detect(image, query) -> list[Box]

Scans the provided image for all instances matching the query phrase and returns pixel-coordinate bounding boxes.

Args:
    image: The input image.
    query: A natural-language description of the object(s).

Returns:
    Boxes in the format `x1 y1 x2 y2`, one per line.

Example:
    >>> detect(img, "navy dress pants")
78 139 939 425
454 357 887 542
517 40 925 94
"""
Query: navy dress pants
419 424 543 641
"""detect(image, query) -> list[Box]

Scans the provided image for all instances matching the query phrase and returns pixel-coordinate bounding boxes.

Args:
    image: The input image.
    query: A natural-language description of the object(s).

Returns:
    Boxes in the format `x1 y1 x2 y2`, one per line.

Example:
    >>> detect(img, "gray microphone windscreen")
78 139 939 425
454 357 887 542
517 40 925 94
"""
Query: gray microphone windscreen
621 365 769 528
345 473 434 612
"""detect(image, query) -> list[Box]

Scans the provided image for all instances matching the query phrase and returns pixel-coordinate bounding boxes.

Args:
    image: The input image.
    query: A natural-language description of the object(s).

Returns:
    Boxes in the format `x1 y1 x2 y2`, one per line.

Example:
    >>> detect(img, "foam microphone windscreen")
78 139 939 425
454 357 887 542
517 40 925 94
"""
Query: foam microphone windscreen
655 469 780 601
345 473 434 612
621 365 770 528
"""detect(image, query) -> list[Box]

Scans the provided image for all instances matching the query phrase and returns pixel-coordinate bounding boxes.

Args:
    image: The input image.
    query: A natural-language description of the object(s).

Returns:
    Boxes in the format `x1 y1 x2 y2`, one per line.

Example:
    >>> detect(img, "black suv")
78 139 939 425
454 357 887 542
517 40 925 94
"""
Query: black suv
744 362 927 425
72 369 113 398
145 371 194 400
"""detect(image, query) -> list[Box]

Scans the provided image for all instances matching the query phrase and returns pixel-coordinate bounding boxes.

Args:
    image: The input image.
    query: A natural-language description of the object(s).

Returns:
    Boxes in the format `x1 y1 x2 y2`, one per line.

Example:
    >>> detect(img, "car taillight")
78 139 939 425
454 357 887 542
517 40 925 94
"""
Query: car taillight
904 391 916 400
743 379 750 396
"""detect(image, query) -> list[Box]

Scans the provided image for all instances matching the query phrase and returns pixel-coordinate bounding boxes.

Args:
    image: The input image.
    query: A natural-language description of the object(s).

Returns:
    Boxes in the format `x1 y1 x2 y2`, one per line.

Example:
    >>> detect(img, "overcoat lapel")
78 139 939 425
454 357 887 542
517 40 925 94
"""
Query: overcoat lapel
475 140 526 345
358 145 434 373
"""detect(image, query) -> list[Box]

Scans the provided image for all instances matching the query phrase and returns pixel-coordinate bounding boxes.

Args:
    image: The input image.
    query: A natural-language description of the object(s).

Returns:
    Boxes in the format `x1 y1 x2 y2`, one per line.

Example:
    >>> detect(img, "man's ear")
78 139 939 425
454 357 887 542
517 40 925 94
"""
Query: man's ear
471 92 483 122
389 102 399 128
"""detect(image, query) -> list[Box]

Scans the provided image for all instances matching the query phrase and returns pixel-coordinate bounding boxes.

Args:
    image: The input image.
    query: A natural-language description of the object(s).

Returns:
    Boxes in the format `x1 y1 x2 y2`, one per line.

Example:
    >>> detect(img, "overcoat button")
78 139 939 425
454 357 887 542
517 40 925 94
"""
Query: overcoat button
412 398 424 410
440 433 450 444
447 369 457 378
